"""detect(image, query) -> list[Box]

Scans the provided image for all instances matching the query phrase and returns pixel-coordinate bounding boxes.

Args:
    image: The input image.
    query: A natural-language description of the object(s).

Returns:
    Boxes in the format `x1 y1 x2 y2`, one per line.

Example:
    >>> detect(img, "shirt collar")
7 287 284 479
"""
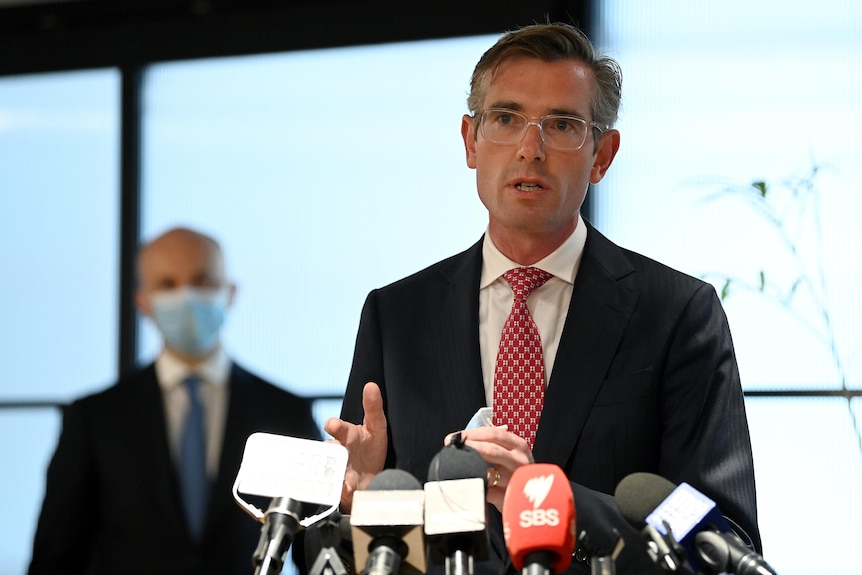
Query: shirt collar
155 345 232 392
480 213 588 289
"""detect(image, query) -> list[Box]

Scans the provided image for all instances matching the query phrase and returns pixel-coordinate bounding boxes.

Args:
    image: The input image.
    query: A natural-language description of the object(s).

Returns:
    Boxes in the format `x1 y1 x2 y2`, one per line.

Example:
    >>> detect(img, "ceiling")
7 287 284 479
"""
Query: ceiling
0 0 591 77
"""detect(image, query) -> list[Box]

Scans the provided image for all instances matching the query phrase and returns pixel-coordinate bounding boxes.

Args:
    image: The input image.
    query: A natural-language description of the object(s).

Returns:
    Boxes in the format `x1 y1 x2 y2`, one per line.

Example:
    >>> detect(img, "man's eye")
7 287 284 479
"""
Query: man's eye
194 277 221 288
551 119 575 132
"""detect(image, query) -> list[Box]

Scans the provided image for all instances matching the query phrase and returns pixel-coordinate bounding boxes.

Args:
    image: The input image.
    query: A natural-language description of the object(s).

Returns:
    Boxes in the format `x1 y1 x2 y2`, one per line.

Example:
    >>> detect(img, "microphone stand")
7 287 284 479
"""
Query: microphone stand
641 521 686 574
308 514 349 575
589 530 625 575
445 545 473 575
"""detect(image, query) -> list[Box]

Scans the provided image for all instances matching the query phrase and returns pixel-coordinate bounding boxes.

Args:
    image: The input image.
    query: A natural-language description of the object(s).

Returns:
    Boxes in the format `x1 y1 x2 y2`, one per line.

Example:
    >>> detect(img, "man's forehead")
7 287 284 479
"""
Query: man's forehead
139 247 223 280
484 58 594 111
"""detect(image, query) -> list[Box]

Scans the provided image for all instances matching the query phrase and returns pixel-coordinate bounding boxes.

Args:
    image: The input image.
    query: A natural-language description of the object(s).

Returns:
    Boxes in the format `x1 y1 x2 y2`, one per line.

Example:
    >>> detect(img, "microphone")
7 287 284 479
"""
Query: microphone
232 433 349 575
502 463 576 575
614 473 776 575
424 439 490 575
350 469 426 575
253 497 304 575
579 530 625 575
614 473 683 573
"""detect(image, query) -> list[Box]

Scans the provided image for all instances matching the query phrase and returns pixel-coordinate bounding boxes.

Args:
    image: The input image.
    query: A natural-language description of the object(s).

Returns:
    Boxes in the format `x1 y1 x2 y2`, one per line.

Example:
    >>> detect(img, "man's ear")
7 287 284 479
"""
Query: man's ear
462 114 478 169
134 290 151 317
590 128 620 184
227 282 237 308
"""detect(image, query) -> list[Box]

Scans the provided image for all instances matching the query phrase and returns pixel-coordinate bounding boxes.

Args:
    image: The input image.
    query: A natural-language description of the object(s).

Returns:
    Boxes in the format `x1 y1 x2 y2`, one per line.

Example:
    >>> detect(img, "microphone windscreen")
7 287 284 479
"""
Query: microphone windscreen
423 443 489 560
502 463 575 574
427 442 488 484
367 468 422 491
614 472 675 527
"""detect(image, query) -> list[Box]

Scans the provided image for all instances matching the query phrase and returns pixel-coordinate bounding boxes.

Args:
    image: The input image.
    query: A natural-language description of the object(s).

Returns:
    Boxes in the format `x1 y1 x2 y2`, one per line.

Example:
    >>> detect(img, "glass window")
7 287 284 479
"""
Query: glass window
746 398 862 573
0 69 119 575
595 1 861 392
596 2 862 573
140 36 498 427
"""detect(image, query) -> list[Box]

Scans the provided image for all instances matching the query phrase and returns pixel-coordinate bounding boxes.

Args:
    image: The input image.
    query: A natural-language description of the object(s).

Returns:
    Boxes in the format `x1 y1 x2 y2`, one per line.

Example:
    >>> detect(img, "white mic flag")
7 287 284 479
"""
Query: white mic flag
233 432 348 527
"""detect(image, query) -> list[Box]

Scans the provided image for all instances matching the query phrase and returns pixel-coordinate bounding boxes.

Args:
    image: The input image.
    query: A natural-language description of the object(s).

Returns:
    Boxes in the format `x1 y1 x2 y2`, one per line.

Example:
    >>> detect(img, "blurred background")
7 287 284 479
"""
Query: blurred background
1 1 860 573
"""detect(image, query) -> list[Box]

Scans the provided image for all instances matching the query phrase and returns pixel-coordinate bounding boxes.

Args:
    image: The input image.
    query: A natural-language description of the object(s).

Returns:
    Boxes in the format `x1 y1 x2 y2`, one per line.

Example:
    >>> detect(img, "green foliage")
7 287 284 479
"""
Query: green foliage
697 163 860 455
752 180 768 197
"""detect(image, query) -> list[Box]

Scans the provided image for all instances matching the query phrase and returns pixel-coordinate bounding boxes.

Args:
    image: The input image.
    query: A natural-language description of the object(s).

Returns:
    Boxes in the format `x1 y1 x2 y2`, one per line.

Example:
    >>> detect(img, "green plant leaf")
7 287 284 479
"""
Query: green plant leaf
752 181 768 197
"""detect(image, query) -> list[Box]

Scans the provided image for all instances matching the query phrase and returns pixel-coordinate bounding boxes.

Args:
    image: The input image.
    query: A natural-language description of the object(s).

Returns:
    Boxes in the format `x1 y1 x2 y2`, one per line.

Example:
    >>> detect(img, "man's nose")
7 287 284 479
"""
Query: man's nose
517 121 547 161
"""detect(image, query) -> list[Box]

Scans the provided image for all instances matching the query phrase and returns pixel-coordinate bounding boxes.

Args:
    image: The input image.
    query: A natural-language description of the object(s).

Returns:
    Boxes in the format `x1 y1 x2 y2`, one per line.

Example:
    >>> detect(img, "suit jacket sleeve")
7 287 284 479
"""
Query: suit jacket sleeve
561 281 760 572
28 401 99 575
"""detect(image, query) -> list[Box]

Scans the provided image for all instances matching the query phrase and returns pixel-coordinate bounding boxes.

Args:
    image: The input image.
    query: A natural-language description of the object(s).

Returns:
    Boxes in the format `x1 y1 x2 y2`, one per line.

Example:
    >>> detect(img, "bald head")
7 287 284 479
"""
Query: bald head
137 227 227 296
135 227 236 361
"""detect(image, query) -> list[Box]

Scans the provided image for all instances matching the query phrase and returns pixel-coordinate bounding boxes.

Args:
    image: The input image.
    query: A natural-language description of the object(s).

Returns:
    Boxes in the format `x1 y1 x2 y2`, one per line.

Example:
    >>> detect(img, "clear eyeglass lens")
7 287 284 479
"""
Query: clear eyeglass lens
481 109 588 150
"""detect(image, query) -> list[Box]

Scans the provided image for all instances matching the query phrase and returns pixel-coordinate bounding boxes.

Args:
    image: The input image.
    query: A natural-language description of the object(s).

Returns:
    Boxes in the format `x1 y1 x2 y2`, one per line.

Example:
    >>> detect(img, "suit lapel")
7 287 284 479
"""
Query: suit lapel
434 239 488 431
532 224 639 467
123 366 189 532
436 241 515 568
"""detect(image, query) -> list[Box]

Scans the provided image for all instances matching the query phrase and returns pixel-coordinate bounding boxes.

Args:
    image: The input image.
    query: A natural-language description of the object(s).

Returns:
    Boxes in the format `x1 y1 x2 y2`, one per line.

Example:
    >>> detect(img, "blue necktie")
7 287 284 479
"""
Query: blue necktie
180 375 209 540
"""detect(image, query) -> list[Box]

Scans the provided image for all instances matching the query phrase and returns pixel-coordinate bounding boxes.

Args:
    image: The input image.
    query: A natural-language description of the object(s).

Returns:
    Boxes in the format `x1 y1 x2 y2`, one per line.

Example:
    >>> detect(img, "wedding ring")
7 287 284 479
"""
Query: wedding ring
490 467 501 488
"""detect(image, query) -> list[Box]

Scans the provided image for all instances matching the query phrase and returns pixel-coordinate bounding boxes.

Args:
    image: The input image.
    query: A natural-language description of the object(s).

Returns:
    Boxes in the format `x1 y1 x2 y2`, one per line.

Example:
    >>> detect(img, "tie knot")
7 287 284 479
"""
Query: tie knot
503 267 553 300
183 374 200 394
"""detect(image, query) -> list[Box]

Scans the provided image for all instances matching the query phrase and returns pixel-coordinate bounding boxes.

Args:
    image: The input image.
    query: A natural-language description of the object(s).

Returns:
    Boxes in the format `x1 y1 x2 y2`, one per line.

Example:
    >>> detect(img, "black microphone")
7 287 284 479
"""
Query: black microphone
580 529 625 575
614 473 683 573
232 433 349 575
424 439 490 575
693 530 776 575
615 473 777 575
350 469 426 575
253 497 304 575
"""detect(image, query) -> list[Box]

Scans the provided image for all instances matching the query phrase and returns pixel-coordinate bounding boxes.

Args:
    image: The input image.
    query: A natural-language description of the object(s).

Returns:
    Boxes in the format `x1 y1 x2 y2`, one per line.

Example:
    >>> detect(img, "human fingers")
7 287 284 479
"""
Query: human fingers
446 425 528 450
450 427 534 512
362 382 388 435
320 418 361 511
486 467 506 511
324 416 348 442
448 426 533 463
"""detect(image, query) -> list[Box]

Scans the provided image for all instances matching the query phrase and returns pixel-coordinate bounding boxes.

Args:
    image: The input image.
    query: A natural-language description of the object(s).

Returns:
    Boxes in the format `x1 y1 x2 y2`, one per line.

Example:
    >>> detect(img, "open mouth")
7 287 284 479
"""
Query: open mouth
515 182 543 191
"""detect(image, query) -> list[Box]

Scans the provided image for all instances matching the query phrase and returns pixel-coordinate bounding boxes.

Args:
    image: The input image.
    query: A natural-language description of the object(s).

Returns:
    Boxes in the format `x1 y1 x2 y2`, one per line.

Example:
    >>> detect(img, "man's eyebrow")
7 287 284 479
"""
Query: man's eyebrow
192 271 220 283
486 102 587 118
549 108 587 118
486 101 523 111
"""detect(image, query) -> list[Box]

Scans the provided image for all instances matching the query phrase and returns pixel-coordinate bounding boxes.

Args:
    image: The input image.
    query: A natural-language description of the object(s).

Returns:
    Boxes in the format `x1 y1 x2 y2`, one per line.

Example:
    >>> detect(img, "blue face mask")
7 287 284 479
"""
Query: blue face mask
149 287 229 357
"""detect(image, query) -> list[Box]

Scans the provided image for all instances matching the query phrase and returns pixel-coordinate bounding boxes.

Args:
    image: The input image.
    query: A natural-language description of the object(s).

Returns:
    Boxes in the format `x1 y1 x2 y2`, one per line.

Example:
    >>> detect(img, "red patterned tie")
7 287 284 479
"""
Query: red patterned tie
493 266 553 450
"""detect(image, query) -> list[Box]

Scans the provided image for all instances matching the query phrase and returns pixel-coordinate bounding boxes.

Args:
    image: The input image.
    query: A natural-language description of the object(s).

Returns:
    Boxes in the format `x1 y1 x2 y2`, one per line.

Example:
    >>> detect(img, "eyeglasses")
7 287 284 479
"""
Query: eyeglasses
478 108 603 151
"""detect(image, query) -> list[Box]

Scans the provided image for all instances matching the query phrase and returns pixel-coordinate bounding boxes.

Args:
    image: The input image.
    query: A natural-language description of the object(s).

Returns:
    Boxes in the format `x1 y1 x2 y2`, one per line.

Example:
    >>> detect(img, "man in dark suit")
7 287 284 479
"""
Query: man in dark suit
28 227 321 575
325 23 760 574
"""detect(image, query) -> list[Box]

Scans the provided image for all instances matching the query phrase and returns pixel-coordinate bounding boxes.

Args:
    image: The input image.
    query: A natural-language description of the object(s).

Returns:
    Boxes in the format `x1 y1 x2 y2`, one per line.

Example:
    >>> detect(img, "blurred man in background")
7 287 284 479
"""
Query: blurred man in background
29 226 321 575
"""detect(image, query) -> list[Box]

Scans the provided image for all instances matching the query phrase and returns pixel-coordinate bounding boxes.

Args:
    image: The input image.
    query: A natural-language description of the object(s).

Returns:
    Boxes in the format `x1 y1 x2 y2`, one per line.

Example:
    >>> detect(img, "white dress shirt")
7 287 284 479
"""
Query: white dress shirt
156 346 231 478
478 214 588 407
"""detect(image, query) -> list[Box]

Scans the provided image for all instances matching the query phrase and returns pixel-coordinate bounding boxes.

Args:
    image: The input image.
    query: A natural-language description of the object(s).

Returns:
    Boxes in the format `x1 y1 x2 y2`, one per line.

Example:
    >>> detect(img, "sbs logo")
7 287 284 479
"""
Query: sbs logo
519 473 560 527
518 508 560 527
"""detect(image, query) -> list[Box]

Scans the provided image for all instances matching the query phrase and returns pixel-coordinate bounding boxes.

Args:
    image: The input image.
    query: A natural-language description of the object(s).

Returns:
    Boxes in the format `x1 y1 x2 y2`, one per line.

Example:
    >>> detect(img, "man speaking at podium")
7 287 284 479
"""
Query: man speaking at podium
325 22 761 575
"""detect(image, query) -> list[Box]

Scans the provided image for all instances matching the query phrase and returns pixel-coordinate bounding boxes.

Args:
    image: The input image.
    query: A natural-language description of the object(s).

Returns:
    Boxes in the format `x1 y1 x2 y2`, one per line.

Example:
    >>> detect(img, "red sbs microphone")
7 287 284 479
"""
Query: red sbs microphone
502 464 576 575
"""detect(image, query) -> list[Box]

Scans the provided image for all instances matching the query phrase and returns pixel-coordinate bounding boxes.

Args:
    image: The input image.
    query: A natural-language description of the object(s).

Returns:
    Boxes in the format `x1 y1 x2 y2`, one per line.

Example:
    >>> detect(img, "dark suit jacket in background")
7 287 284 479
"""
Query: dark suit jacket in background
340 221 760 575
28 362 321 575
